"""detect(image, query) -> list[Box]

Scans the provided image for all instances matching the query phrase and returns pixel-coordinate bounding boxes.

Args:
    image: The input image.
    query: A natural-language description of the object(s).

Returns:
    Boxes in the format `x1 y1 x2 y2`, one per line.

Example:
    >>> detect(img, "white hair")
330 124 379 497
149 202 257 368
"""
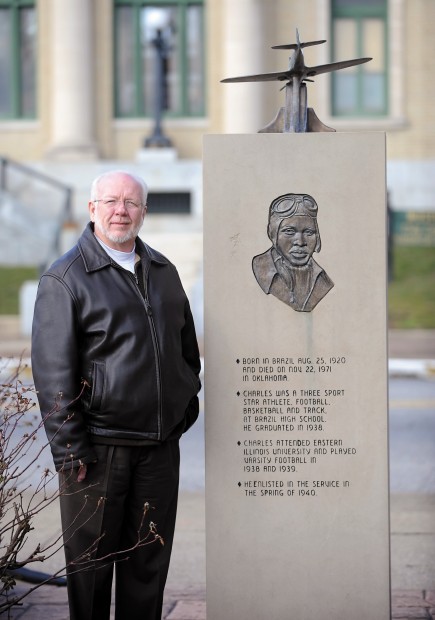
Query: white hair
90 170 148 205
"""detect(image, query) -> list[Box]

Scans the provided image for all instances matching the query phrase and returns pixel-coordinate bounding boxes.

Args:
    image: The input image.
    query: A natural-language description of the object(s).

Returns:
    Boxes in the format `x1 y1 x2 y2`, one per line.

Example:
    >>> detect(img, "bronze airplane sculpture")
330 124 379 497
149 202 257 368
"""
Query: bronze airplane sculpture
221 29 372 133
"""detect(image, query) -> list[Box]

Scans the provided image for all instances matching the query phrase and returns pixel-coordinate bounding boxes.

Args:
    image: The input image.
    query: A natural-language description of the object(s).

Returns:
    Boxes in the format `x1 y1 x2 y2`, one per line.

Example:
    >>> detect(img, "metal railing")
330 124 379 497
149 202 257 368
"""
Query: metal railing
0 156 74 271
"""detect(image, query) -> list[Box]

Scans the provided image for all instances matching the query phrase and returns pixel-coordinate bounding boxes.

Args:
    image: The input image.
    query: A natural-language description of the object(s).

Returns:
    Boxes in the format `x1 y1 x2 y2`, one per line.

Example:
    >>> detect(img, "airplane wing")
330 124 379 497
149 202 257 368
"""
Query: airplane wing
305 57 372 77
221 57 372 83
272 40 326 50
221 71 290 83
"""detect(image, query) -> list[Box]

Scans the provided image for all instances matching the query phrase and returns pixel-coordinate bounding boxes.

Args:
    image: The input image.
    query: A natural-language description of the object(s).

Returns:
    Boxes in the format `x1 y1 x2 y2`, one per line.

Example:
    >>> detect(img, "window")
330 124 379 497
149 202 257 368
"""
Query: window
147 192 191 214
331 0 387 117
0 0 37 119
114 0 205 118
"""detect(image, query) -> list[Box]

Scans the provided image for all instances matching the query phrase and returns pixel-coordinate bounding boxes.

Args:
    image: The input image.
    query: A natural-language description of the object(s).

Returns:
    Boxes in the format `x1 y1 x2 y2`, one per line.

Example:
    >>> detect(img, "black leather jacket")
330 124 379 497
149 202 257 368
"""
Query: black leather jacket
31 223 201 471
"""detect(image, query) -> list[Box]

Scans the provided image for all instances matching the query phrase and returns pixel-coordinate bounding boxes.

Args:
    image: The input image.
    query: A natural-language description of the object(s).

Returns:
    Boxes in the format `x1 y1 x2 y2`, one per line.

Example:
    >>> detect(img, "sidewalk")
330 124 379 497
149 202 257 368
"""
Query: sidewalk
1 317 435 619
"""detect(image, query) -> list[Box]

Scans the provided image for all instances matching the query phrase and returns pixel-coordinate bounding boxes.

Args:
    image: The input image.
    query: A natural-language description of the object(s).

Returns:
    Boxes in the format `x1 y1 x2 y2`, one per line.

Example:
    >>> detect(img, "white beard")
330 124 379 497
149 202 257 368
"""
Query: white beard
93 213 143 245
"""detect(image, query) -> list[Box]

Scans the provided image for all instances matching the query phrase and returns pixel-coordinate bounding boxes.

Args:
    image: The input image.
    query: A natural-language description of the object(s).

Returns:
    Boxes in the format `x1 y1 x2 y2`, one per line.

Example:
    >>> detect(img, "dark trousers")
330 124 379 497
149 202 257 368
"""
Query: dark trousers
58 441 180 620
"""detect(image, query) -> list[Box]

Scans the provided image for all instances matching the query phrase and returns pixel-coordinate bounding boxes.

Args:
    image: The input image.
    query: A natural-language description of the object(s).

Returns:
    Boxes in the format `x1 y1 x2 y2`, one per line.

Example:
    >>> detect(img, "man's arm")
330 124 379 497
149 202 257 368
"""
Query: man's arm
31 274 96 472
181 298 201 432
181 298 201 378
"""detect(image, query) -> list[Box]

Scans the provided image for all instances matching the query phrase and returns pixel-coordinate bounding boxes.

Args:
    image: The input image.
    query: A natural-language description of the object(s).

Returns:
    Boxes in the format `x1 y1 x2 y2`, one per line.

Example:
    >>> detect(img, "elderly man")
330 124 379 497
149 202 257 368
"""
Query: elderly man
31 170 201 620
252 192 334 312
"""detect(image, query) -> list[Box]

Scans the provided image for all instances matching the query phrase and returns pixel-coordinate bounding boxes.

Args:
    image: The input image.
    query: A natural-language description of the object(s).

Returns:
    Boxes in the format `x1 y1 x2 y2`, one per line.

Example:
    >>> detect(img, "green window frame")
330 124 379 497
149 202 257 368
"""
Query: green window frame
0 0 37 120
330 0 388 117
114 0 205 118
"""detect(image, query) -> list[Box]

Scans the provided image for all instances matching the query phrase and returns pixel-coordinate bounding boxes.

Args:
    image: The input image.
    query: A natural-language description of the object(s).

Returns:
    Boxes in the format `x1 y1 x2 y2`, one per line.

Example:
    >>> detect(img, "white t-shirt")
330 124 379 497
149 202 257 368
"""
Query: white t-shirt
95 236 137 274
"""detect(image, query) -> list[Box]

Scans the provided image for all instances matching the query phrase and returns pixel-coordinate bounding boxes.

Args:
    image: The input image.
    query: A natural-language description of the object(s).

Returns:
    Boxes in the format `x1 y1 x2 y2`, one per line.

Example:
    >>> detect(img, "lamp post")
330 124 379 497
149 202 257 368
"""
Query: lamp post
144 26 173 148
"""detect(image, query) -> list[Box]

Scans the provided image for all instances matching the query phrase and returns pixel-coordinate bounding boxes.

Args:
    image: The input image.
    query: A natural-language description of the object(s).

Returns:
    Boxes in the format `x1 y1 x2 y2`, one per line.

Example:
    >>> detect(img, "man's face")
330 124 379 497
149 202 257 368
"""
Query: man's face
276 215 318 267
89 173 147 251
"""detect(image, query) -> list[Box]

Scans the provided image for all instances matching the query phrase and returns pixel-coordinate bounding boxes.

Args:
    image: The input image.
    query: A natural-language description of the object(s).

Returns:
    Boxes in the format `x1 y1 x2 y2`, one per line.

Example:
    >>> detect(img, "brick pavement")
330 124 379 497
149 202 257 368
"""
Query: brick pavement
3 583 207 620
5 583 435 619
392 591 435 620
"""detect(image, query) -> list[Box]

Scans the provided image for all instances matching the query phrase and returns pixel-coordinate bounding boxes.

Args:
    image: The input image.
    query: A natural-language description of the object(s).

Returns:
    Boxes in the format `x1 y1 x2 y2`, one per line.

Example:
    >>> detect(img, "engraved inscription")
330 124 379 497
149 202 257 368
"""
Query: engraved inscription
235 354 356 498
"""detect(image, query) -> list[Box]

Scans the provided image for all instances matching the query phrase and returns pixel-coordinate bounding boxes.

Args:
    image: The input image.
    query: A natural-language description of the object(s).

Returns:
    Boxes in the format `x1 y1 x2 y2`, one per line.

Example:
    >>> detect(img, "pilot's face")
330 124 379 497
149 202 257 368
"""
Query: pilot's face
276 215 318 267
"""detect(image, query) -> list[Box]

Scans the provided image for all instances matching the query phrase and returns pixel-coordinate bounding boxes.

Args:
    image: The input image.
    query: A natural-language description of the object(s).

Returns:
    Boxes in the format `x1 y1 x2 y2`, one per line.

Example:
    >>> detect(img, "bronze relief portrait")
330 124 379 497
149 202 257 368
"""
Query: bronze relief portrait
252 193 334 312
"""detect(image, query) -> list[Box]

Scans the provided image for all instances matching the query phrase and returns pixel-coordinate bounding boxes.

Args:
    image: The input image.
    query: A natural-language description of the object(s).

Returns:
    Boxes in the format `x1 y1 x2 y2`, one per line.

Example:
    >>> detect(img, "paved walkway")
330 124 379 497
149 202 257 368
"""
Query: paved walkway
1 317 434 619
6 585 435 619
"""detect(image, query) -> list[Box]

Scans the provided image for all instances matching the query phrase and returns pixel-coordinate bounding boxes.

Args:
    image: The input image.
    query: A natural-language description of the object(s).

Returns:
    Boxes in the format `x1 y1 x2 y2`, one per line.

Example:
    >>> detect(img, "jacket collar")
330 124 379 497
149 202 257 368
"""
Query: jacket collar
259 247 324 294
78 222 168 273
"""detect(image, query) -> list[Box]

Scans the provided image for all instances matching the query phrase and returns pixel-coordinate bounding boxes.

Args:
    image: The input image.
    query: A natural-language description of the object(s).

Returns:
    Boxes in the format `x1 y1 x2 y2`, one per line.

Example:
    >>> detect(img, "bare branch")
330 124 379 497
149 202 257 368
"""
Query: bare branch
0 364 163 615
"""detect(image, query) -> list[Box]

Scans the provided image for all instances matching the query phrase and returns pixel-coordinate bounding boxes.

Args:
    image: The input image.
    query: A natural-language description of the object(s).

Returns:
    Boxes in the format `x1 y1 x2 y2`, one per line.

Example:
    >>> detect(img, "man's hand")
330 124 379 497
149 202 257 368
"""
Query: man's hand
77 463 87 482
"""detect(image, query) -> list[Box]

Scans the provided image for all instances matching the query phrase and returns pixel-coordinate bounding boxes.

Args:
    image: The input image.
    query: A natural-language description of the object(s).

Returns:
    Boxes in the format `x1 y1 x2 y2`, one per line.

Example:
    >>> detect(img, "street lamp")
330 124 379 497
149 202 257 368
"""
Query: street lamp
144 11 173 148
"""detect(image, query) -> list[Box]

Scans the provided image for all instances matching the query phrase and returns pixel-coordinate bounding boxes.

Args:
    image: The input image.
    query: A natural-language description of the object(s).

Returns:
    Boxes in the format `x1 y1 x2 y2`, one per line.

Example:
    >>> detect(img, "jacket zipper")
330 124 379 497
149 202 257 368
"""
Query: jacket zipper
136 263 163 439
116 261 163 439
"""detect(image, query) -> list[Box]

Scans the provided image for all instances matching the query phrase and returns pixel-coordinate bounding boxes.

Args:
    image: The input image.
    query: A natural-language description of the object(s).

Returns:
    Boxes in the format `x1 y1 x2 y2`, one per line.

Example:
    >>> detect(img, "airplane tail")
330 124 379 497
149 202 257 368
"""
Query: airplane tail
272 28 326 51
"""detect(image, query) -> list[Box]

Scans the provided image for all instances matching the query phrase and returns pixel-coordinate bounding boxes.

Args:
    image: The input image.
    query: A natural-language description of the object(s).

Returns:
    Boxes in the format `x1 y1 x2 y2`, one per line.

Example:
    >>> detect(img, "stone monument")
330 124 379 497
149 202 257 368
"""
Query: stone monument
204 31 390 620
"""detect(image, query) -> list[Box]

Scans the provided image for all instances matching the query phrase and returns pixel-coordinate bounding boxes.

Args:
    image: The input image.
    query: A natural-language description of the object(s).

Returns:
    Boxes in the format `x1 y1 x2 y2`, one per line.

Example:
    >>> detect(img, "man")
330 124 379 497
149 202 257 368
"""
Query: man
252 192 334 312
31 170 201 620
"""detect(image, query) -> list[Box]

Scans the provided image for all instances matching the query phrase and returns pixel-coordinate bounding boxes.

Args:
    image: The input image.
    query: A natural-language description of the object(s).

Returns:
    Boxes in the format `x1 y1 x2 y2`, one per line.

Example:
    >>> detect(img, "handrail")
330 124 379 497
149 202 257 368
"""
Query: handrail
0 156 73 220
0 156 75 272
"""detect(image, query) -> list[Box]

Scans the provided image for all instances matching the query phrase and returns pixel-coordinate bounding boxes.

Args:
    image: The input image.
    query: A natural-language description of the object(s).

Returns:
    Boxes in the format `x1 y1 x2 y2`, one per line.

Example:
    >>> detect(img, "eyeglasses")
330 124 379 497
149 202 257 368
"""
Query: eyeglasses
93 199 145 210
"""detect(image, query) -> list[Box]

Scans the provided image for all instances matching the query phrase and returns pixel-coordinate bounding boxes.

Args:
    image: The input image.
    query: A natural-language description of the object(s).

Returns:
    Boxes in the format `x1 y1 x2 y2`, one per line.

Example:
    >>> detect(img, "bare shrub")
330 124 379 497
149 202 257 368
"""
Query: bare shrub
0 363 162 616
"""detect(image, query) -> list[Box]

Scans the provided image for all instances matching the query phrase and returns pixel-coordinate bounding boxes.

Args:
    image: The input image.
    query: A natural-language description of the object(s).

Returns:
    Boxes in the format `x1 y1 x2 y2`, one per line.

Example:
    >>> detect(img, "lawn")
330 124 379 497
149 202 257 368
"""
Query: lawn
388 245 435 329
0 246 434 327
0 267 39 315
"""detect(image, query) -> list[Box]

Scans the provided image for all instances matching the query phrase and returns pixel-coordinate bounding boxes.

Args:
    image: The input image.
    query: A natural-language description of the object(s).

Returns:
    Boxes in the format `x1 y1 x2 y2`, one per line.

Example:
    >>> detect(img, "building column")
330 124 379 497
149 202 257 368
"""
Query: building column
222 0 265 133
46 0 98 160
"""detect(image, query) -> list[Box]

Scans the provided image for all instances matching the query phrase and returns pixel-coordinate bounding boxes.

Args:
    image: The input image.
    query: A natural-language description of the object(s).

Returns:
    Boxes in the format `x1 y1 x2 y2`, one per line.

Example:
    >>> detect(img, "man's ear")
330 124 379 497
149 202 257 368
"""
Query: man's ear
89 200 96 222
